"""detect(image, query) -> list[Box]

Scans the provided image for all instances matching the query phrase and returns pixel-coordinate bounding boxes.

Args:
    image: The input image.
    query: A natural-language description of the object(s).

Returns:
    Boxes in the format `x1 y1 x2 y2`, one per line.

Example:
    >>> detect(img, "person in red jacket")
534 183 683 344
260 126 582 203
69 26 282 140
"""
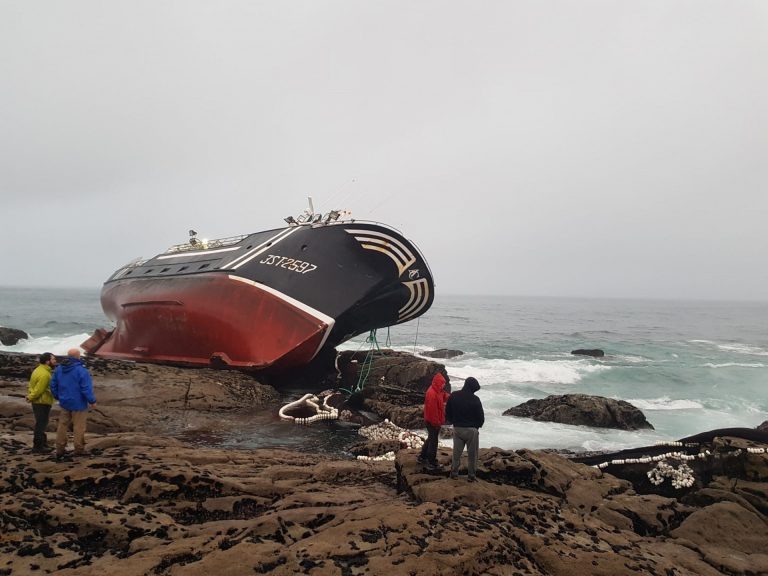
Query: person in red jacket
417 372 449 470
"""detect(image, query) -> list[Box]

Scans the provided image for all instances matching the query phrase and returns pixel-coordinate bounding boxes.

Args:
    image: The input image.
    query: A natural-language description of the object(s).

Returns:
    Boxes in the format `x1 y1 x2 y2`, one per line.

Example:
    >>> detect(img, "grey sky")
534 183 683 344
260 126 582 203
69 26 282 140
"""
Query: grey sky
1 1 767 300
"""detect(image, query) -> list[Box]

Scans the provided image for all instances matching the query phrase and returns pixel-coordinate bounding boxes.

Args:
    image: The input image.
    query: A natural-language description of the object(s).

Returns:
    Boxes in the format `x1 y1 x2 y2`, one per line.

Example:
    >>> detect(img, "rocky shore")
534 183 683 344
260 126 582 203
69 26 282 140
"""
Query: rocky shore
1 351 767 575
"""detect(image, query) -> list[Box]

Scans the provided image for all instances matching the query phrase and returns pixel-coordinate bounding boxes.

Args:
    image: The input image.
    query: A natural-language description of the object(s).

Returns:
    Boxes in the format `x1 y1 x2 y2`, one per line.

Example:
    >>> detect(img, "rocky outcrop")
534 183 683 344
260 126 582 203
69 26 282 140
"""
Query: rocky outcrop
758 420 768 432
336 349 447 429
0 352 278 436
0 326 28 346
571 348 605 357
2 349 767 575
504 394 654 430
2 430 765 575
421 348 464 359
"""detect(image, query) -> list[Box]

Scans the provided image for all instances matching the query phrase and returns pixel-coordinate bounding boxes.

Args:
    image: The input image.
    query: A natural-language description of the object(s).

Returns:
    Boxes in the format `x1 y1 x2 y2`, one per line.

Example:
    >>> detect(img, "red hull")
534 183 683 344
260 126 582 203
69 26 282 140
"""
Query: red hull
88 274 332 370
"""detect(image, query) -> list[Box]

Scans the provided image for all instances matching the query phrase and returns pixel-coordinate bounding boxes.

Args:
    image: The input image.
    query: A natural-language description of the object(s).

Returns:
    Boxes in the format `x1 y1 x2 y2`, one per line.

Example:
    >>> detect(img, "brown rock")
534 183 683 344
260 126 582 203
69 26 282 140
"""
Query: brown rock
503 393 654 430
0 326 28 346
422 348 464 359
670 501 768 574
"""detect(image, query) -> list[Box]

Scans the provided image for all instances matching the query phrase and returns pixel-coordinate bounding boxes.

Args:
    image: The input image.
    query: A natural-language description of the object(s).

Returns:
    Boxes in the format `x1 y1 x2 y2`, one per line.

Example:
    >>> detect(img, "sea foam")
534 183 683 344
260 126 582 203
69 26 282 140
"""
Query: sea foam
442 357 610 386
0 334 92 356
625 397 703 411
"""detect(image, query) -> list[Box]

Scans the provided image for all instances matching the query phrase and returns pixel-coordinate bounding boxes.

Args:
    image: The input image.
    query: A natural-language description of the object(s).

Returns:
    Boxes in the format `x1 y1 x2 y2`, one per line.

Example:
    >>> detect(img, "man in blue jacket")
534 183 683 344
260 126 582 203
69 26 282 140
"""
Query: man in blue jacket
50 348 96 459
445 376 484 482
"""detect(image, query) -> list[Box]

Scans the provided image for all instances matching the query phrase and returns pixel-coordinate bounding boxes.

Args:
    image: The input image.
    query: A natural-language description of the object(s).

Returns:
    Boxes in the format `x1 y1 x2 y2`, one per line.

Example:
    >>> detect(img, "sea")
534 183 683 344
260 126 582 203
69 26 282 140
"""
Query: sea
2 286 767 454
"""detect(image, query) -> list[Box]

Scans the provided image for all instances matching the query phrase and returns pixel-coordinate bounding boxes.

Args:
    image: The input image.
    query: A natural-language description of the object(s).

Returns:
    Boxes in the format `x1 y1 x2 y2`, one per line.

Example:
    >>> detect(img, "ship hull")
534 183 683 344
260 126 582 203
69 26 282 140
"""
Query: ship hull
84 221 434 371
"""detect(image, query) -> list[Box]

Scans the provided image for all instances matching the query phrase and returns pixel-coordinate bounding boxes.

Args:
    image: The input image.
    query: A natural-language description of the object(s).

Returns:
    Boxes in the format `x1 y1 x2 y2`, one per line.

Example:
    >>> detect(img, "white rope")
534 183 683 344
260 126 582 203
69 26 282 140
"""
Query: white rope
279 393 339 425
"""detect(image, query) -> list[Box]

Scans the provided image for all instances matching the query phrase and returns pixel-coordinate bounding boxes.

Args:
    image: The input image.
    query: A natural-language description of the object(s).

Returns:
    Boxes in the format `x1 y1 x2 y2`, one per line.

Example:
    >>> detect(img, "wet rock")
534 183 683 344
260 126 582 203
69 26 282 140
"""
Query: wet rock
571 348 604 357
0 327 28 346
503 394 654 430
0 351 278 437
336 349 447 424
421 349 464 359
0 425 766 575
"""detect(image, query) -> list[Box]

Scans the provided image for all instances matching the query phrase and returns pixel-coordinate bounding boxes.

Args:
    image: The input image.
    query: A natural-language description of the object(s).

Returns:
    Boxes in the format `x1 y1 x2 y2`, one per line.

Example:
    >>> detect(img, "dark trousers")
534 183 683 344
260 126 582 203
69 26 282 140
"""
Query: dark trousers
32 403 51 449
419 422 441 464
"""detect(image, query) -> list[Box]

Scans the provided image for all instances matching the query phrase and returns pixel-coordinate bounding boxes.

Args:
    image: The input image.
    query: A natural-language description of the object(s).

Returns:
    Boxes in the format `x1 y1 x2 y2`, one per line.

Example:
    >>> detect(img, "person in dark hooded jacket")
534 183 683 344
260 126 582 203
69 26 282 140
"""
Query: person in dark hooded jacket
417 372 449 469
50 348 96 459
445 376 484 481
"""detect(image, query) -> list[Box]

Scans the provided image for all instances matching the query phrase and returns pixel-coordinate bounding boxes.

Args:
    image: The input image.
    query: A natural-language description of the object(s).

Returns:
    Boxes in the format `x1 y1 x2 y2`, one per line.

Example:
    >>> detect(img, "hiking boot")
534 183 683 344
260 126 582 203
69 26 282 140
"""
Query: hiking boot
426 462 443 471
416 456 427 464
467 476 478 482
450 472 459 479
31 447 53 454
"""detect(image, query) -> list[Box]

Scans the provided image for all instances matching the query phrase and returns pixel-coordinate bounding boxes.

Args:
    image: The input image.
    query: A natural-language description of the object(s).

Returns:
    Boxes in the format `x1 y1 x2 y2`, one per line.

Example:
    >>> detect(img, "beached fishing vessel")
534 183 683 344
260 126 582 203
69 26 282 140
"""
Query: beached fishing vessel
82 203 434 371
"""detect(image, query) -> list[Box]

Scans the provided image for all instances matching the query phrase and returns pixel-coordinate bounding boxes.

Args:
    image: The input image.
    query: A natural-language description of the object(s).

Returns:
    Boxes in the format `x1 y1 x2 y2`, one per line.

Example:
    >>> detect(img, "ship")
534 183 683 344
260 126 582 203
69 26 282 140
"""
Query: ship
81 202 434 372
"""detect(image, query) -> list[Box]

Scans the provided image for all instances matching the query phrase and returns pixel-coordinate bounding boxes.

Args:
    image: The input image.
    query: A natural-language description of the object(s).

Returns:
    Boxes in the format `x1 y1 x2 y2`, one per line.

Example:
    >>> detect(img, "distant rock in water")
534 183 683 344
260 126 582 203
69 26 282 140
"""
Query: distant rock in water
503 394 654 430
571 348 605 357
0 327 28 346
758 420 768 432
422 348 464 359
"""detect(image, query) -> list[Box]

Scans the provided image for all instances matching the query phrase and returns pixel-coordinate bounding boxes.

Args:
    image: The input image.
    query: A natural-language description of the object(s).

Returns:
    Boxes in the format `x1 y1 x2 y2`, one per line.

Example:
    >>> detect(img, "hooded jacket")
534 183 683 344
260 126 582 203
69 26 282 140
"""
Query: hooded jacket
445 377 484 428
50 357 96 411
28 364 54 405
423 372 449 427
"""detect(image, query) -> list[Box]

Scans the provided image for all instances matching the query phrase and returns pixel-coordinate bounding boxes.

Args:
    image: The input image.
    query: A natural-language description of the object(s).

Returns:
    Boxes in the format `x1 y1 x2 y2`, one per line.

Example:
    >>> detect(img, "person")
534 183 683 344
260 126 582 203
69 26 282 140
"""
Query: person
50 348 96 459
27 352 57 453
417 372 449 470
445 376 484 482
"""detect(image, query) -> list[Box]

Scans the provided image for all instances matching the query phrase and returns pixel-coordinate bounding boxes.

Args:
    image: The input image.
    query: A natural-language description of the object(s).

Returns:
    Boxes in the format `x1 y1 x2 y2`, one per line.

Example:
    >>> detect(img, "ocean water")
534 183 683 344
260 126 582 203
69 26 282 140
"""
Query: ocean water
2 287 767 453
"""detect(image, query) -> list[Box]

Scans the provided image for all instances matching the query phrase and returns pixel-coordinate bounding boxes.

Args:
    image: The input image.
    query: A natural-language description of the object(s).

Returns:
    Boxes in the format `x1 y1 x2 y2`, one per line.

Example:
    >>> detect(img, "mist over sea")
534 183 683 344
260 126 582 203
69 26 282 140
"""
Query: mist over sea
2 287 767 453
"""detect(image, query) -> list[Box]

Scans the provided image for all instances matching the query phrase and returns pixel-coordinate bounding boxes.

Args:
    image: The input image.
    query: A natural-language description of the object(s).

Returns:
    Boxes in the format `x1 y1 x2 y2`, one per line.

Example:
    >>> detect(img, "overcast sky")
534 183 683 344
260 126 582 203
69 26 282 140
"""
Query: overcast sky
1 1 766 300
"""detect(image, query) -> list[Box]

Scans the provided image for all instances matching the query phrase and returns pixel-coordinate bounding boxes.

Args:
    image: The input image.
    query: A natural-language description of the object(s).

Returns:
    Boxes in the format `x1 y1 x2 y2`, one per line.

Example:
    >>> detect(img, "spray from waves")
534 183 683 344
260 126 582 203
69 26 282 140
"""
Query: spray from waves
480 414 664 452
624 397 703 411
0 334 92 356
703 362 766 369
339 341 611 386
716 343 768 357
442 357 610 386
689 340 768 357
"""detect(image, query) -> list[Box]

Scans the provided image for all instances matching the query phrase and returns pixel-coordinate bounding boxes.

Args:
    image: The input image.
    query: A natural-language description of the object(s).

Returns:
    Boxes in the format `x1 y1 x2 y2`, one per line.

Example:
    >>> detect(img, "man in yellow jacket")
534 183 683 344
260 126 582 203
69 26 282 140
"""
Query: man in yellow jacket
27 352 57 453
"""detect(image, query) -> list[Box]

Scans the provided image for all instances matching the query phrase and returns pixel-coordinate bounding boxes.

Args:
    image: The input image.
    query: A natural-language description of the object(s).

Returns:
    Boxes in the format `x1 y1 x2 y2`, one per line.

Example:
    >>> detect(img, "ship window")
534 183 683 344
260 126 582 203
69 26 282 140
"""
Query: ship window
198 263 210 270
125 271 132 275
179 266 188 271
161 267 170 273
144 269 154 274
301 244 308 251
246 245 252 250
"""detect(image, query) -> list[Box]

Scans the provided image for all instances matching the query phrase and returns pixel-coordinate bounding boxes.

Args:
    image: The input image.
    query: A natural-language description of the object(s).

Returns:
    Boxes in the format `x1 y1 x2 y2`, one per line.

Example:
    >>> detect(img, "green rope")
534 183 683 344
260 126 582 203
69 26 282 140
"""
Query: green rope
339 329 380 396
412 316 421 355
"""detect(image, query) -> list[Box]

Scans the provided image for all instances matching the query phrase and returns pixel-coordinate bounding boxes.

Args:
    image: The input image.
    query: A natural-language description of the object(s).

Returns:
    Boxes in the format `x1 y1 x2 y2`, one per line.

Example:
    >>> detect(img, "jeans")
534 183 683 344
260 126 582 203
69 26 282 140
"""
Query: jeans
451 427 479 478
419 422 441 464
32 403 51 449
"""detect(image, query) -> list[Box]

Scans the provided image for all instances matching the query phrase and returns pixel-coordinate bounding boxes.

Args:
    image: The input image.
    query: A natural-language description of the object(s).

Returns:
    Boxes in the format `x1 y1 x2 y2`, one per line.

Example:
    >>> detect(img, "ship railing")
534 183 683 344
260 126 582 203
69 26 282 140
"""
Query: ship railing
163 234 249 254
